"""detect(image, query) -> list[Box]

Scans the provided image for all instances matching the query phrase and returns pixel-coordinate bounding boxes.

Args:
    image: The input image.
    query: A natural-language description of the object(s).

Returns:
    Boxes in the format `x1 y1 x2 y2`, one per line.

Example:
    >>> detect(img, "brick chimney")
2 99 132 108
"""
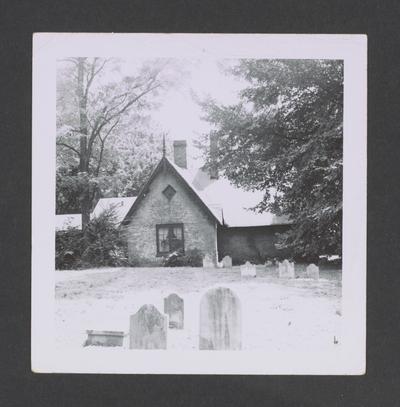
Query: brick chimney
173 140 187 169
209 134 218 179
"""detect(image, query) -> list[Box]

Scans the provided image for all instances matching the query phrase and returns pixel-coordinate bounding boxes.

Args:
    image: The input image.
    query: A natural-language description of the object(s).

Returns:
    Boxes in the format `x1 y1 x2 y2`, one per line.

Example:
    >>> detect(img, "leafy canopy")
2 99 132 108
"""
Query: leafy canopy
56 58 181 214
200 59 343 258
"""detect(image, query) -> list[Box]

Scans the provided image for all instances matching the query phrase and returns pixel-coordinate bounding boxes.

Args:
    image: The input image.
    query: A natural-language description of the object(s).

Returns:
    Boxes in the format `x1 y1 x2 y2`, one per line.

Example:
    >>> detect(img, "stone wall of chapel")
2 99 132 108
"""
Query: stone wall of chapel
121 167 218 266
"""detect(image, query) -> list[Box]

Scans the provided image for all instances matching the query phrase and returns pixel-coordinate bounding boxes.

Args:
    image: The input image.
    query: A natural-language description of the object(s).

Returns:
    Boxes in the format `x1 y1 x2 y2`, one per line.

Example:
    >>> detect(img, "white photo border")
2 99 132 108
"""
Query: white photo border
32 33 367 375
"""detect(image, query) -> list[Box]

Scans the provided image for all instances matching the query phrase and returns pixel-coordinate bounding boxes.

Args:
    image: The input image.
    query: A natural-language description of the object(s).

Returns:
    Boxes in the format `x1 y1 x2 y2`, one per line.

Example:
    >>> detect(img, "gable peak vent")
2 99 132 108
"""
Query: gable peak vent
162 184 176 201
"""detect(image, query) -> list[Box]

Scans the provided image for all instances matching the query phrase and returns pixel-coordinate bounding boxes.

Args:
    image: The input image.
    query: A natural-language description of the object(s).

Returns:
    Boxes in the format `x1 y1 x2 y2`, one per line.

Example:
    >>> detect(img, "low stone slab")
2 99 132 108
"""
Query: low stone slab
164 293 184 329
202 254 214 268
278 259 295 279
222 255 233 268
199 287 241 350
306 263 319 280
84 330 124 347
129 304 167 349
240 261 256 277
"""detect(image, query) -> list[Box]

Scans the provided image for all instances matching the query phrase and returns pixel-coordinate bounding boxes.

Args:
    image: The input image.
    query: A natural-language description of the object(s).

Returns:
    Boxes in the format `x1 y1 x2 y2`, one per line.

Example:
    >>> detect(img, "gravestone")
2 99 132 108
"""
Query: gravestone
84 330 124 347
278 259 295 279
129 304 167 349
202 254 214 268
306 263 319 280
199 287 241 350
240 261 256 277
222 255 233 268
164 293 184 329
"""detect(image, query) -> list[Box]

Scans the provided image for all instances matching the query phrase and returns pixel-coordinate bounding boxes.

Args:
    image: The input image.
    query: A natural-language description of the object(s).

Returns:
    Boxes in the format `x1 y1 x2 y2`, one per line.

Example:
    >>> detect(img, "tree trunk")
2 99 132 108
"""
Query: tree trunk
77 57 91 229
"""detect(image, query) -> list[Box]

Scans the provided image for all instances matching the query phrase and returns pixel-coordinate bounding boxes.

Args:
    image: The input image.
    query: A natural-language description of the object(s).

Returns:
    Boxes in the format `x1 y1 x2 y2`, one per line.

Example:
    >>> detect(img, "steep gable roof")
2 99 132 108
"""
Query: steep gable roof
118 155 291 228
121 157 222 226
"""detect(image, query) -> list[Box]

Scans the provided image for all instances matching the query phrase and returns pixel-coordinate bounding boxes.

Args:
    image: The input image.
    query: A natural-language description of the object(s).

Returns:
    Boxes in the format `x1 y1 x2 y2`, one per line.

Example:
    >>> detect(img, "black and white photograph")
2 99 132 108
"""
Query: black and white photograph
32 34 366 374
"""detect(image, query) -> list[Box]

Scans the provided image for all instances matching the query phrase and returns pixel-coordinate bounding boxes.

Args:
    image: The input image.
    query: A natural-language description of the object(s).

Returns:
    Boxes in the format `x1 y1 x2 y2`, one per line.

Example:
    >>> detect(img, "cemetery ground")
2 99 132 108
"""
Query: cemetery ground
55 265 342 352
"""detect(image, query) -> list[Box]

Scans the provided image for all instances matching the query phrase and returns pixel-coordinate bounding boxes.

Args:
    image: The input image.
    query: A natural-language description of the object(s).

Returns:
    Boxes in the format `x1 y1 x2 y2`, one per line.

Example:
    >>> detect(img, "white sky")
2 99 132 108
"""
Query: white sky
58 57 247 167
122 58 247 167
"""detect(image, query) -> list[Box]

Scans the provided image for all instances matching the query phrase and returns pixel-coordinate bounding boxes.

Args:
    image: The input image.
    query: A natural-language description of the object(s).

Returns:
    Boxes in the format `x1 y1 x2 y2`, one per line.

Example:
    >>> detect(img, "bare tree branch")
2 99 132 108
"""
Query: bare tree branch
84 58 108 101
101 81 161 128
94 119 120 176
86 75 161 161
56 142 81 157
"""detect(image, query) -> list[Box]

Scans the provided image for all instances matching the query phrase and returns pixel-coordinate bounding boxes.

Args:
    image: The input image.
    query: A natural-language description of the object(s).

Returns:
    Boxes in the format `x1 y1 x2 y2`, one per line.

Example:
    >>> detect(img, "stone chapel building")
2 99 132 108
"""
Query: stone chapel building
93 139 291 266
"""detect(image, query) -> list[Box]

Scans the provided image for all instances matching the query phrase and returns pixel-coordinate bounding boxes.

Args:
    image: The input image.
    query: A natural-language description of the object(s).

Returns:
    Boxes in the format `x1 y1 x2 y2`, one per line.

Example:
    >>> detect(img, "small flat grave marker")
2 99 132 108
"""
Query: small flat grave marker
129 304 167 349
199 287 241 350
222 255 233 268
164 293 184 329
306 263 319 280
279 259 295 279
84 330 124 347
240 261 256 277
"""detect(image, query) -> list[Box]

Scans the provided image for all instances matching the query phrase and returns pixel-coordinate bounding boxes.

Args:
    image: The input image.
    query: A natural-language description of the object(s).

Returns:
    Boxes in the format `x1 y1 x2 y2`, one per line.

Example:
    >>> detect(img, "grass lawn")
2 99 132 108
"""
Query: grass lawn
55 265 342 352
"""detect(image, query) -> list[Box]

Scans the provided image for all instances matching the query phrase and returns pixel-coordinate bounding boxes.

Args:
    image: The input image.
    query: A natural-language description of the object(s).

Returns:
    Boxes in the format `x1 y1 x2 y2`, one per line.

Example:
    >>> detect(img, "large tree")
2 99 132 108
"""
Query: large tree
200 59 343 259
56 58 176 223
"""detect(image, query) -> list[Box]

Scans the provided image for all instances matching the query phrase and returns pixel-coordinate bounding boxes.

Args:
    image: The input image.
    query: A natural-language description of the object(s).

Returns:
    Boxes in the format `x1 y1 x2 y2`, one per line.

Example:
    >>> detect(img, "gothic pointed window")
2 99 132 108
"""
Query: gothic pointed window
162 184 176 201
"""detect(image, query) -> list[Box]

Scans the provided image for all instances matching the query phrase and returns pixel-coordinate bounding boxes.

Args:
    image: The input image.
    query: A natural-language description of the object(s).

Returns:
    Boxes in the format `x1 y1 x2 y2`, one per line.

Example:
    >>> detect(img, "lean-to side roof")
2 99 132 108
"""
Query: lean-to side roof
91 197 137 225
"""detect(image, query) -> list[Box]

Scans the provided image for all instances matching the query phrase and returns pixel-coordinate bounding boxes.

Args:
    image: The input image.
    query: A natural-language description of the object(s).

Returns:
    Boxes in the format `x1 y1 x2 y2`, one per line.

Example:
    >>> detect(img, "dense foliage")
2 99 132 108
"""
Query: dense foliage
199 60 343 259
56 209 128 269
55 227 83 270
162 248 204 267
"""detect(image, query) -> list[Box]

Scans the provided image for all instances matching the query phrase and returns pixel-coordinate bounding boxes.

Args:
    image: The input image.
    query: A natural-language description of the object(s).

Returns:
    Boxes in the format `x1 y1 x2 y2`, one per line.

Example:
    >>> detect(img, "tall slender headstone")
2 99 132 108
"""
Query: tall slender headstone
129 304 167 349
199 287 241 350
278 259 295 279
164 293 184 329
306 263 319 280
240 261 256 277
